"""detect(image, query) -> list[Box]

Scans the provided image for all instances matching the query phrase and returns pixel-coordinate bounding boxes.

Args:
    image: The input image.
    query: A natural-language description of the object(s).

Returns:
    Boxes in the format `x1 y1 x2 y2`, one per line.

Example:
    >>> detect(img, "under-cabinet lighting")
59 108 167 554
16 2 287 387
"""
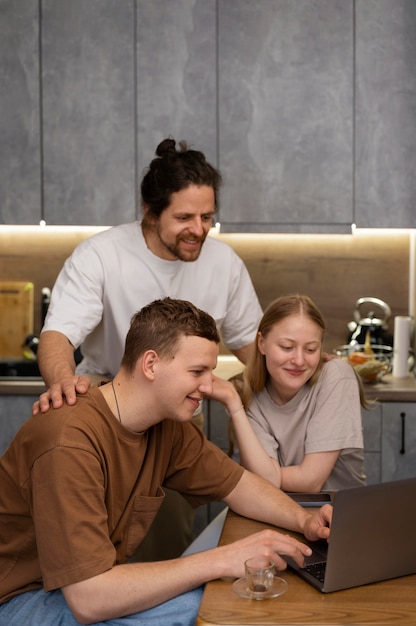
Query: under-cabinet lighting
352 226 412 236
209 222 221 235
0 224 110 234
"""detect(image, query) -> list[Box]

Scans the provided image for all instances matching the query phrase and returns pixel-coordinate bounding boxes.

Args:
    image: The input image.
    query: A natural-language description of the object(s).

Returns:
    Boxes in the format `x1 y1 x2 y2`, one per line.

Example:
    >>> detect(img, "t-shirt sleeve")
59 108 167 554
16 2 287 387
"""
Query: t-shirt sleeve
162 423 244 507
247 399 281 459
218 253 262 351
41 239 105 348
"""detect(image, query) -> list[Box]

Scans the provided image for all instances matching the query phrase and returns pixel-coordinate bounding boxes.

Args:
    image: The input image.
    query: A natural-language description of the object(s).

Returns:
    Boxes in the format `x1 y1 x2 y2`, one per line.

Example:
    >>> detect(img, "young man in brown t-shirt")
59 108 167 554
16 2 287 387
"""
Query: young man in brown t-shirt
0 298 332 626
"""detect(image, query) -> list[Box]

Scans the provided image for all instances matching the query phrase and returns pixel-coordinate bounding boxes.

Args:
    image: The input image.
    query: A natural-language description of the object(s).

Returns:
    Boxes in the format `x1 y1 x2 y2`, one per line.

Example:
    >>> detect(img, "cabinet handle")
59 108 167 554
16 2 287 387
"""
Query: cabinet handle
400 412 406 455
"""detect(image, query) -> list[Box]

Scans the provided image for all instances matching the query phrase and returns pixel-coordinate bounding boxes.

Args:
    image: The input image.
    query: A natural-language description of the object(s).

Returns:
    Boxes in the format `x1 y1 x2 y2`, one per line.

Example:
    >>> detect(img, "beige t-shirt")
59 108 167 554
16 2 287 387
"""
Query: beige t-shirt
247 359 366 491
0 386 243 605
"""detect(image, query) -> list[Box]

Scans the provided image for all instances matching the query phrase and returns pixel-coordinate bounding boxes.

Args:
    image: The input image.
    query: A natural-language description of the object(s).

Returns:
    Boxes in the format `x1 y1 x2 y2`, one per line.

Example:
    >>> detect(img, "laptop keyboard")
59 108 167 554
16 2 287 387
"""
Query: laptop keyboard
304 561 327 584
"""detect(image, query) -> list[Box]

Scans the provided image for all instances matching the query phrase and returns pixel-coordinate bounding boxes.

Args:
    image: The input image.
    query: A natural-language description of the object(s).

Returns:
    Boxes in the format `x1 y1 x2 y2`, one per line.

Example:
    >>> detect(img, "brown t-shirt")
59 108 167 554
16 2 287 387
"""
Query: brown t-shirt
0 386 243 604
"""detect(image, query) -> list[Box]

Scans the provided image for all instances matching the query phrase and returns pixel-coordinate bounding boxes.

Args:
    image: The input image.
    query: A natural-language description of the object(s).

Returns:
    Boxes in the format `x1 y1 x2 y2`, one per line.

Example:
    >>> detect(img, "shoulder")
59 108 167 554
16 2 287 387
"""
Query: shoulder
201 236 243 261
321 357 357 382
72 223 139 253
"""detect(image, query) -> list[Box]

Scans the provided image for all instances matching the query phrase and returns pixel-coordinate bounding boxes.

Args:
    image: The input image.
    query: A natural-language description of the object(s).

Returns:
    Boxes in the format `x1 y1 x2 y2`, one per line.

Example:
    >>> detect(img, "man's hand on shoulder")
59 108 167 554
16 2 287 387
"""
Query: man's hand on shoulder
32 375 92 414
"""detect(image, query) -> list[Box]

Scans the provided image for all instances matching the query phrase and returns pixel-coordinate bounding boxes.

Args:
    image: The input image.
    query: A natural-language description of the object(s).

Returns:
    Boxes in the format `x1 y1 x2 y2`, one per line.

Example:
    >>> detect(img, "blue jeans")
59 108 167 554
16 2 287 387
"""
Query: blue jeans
0 586 203 626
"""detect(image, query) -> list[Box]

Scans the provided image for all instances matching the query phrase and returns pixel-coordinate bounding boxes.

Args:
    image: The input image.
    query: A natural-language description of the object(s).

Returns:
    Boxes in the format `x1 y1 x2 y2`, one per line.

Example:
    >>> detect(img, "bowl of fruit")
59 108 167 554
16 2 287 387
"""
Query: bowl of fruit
333 339 392 383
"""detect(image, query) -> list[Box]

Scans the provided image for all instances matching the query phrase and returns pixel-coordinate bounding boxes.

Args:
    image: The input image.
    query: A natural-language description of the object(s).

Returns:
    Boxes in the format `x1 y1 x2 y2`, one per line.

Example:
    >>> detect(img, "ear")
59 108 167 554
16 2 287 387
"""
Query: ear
142 204 157 224
142 350 159 380
257 331 266 355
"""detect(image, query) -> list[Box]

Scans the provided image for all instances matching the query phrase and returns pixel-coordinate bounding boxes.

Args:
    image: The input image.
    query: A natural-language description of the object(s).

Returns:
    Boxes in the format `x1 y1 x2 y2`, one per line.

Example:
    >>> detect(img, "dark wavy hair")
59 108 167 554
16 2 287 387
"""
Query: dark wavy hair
140 138 222 218
121 297 220 372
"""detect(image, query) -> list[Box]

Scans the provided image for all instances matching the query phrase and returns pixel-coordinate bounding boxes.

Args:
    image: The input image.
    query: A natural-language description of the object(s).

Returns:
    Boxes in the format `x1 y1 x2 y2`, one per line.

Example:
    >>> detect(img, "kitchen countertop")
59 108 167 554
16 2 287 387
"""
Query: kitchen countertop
0 373 106 396
212 358 416 403
0 378 46 395
359 373 416 402
1 357 416 402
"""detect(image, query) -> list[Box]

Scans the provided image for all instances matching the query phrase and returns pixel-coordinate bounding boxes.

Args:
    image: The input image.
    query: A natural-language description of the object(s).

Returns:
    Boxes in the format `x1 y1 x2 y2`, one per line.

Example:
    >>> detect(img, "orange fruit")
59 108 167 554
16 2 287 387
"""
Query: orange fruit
348 352 368 365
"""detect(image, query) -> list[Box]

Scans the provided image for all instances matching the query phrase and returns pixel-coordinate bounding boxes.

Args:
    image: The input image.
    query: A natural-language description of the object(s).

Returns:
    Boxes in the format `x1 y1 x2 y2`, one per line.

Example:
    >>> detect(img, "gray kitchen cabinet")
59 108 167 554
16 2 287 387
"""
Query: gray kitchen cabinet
3 0 415 230
200 399 232 529
218 0 416 232
362 406 382 485
42 0 217 226
381 403 416 482
41 0 136 226
362 401 416 485
0 0 41 225
136 0 217 192
217 0 354 234
0 396 36 455
355 0 416 229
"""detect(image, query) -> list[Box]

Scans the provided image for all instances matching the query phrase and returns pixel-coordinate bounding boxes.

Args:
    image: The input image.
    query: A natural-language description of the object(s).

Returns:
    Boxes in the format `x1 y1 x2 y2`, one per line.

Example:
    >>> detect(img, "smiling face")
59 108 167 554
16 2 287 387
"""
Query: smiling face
258 313 323 404
154 334 219 422
142 184 215 262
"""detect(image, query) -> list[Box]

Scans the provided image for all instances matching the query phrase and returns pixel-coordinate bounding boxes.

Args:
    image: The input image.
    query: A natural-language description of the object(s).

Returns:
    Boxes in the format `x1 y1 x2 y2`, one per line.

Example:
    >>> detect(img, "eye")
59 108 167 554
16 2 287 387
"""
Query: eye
202 214 214 223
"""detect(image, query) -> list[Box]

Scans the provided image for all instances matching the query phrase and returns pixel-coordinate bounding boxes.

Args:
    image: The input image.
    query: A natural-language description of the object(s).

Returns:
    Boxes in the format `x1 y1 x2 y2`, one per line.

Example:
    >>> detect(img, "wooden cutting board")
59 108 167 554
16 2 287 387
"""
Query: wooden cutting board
0 281 34 357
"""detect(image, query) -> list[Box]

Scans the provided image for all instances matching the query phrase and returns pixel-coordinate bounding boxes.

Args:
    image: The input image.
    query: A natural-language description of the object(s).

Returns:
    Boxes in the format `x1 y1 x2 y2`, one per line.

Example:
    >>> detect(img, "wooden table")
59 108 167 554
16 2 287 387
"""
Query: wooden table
197 510 416 625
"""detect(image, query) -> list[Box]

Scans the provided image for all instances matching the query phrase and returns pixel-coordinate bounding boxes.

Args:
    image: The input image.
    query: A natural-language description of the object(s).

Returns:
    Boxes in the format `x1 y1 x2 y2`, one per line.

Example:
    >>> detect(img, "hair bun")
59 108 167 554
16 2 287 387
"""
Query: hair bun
156 138 177 158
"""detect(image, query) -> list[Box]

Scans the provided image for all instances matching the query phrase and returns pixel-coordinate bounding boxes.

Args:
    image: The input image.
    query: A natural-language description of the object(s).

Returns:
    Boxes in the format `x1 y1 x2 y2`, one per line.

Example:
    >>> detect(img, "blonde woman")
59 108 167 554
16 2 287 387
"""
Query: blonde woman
211 295 368 492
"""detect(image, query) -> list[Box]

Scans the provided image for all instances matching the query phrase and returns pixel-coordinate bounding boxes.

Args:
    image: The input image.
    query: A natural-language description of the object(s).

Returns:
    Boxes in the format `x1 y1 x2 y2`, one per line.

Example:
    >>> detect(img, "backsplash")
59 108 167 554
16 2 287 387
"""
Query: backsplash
0 227 413 356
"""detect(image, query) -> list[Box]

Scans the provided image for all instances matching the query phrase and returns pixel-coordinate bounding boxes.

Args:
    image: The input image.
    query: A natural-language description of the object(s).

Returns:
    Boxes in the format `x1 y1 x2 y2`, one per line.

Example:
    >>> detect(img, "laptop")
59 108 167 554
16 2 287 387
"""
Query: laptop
284 477 416 593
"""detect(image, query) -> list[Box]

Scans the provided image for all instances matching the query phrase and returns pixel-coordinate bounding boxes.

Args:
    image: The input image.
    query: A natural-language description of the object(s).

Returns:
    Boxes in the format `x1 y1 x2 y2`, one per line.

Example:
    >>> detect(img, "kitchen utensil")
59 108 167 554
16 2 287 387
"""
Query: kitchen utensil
347 297 393 346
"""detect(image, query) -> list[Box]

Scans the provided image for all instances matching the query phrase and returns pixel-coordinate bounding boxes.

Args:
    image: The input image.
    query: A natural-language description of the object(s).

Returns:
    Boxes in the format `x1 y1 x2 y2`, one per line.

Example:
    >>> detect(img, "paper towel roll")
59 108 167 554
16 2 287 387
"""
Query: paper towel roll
392 316 411 378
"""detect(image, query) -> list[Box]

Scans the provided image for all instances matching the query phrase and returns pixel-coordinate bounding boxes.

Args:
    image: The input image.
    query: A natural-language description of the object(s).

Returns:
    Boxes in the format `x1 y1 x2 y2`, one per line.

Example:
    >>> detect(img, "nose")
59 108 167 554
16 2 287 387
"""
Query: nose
290 348 305 365
199 373 214 395
189 216 205 236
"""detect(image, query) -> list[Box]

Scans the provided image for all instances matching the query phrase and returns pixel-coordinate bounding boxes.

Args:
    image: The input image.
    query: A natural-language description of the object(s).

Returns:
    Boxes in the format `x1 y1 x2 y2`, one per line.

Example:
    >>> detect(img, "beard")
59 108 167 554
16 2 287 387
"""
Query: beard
158 231 207 262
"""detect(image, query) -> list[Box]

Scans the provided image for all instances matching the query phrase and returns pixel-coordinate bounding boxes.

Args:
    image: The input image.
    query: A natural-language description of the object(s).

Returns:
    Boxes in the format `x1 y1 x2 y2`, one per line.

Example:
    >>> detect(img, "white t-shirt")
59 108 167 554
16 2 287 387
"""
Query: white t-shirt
42 223 262 376
247 358 366 491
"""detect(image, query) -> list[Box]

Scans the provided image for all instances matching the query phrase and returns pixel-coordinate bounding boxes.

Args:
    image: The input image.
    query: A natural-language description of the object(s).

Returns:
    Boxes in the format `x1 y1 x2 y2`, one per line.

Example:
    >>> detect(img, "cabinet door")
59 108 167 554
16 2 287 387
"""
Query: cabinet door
355 1 416 228
136 0 217 192
218 0 353 233
41 0 136 225
0 1 41 225
362 406 382 484
0 396 36 455
382 403 416 482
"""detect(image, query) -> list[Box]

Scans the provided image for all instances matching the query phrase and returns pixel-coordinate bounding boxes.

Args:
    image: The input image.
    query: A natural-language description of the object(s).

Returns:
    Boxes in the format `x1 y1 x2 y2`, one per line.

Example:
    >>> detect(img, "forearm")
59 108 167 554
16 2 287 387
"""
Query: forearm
38 330 76 386
231 341 255 365
279 451 340 493
225 470 309 536
63 552 227 624
63 513 322 625
280 465 323 492
209 376 282 485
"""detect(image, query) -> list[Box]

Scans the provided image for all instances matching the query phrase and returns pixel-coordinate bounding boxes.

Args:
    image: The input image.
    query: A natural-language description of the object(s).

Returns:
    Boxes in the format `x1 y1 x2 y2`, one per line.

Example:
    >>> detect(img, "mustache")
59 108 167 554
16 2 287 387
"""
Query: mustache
178 235 205 243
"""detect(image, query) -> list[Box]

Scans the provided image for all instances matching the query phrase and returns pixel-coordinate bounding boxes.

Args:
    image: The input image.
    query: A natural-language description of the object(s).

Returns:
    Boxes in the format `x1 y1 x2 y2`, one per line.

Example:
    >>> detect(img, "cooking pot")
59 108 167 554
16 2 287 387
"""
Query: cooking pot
347 297 393 346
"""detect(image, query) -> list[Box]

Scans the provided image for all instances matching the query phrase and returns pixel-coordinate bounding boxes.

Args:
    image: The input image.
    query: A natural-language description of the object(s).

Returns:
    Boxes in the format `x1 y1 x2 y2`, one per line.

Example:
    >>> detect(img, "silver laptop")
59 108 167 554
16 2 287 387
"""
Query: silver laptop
285 477 416 593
